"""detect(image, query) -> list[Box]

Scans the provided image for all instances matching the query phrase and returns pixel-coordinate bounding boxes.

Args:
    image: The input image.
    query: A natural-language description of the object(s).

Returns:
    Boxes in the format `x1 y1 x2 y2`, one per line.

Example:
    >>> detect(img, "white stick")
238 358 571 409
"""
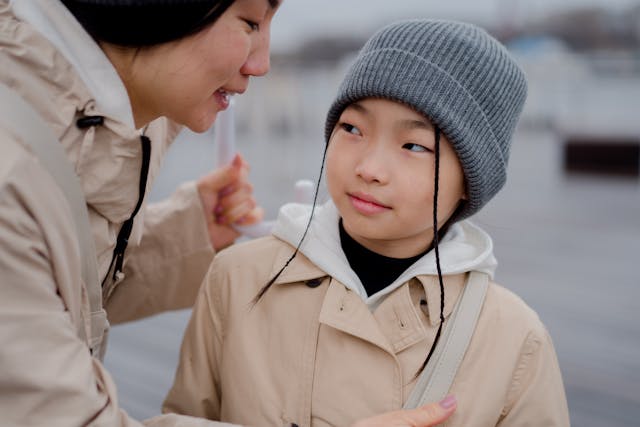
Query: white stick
214 102 316 239
214 101 274 238
294 179 315 204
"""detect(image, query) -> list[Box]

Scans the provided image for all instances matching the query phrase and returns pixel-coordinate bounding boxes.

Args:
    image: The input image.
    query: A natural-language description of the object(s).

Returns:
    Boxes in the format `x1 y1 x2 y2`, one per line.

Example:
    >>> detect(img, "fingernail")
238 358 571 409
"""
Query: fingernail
215 205 223 215
219 185 234 197
439 395 457 410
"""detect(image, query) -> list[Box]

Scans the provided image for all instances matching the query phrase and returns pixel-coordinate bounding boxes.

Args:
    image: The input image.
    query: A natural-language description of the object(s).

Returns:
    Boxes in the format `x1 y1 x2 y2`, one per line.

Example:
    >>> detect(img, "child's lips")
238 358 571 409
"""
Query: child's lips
348 192 391 215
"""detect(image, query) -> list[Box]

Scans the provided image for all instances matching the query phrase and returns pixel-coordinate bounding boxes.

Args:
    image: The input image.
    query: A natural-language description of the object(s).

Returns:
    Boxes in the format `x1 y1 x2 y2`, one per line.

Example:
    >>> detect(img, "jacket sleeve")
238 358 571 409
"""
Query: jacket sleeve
0 149 235 427
497 326 571 426
162 260 226 420
105 181 216 324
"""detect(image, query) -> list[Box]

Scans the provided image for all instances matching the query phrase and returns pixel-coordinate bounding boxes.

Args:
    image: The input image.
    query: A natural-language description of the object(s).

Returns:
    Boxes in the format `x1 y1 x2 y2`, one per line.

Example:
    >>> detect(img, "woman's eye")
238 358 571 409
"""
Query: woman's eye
340 123 361 136
244 20 260 32
403 142 430 153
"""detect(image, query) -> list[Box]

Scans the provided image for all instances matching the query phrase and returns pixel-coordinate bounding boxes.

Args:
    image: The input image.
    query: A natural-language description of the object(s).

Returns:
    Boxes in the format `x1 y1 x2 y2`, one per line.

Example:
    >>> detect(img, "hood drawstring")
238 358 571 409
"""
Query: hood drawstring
417 125 446 376
102 133 152 286
256 121 447 379
253 144 328 303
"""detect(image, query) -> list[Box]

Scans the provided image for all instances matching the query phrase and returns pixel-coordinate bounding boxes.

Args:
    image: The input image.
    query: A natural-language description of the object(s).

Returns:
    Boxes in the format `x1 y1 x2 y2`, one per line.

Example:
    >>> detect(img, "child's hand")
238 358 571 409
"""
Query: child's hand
196 154 263 251
351 395 456 427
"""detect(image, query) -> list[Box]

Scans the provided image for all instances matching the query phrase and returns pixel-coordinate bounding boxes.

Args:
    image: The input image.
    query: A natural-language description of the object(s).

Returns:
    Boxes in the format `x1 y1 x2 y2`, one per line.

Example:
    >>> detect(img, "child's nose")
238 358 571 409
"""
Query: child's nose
355 147 389 184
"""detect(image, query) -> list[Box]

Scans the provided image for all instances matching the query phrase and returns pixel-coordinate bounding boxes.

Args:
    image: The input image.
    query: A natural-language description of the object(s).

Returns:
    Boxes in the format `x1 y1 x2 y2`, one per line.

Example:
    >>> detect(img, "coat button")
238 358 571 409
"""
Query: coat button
305 278 323 288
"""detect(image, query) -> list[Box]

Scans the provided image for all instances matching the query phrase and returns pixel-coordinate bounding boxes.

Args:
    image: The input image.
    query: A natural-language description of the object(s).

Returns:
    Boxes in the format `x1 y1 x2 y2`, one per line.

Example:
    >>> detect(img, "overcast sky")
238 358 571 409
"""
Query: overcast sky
270 0 640 52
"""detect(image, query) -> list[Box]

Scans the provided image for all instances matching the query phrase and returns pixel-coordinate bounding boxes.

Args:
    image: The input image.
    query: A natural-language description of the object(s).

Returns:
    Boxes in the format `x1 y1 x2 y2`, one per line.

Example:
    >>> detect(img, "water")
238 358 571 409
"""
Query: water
105 57 640 425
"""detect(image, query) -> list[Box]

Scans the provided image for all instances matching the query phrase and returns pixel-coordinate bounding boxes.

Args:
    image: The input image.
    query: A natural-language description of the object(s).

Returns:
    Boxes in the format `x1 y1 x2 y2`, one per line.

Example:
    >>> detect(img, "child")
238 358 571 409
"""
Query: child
163 19 570 427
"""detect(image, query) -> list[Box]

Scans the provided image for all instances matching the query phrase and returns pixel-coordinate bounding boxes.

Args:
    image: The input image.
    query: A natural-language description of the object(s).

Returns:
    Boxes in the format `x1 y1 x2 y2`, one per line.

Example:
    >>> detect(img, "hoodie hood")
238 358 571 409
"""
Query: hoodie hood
272 200 497 307
11 0 135 128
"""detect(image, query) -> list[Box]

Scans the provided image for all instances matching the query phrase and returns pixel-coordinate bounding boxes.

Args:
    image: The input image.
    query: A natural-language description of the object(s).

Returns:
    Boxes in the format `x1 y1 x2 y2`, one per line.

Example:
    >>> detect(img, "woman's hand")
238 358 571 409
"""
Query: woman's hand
196 154 263 251
351 396 457 427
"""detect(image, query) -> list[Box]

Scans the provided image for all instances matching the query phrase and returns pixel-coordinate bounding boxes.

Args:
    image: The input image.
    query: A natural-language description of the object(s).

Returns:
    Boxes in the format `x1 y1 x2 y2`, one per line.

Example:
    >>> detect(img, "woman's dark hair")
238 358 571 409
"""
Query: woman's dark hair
61 0 235 47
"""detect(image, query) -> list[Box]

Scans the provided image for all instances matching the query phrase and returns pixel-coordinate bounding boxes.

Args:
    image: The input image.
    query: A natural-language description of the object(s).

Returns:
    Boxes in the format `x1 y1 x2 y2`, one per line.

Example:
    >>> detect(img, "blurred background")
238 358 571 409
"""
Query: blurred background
105 1 640 425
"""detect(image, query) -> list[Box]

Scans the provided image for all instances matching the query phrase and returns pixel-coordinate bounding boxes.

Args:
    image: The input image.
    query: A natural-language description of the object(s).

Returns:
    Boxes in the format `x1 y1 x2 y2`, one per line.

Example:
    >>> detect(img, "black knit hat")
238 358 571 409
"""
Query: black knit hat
61 0 235 47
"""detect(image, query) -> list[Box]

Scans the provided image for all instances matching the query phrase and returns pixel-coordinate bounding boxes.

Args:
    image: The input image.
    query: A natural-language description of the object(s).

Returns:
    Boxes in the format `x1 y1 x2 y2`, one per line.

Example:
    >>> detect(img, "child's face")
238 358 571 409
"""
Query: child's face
326 98 466 258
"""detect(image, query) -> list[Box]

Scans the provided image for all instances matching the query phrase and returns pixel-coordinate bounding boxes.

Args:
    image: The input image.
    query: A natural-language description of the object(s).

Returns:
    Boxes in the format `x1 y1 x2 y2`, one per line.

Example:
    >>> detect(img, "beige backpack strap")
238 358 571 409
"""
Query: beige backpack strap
0 84 109 359
404 271 489 408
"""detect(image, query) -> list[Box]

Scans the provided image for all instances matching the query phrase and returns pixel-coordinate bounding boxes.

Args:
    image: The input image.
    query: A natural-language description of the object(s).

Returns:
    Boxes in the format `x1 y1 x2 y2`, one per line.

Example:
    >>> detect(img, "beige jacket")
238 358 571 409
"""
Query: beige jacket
0 3 231 426
164 202 570 427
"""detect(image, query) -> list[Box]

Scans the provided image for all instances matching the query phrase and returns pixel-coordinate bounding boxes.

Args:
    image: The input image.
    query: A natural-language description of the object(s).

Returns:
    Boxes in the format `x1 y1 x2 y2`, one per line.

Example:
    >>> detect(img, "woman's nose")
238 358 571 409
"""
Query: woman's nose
241 31 271 77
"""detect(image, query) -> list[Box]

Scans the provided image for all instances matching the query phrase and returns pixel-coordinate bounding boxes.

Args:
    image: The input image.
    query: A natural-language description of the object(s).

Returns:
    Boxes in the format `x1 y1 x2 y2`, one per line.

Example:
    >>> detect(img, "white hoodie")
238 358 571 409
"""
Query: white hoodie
272 200 498 308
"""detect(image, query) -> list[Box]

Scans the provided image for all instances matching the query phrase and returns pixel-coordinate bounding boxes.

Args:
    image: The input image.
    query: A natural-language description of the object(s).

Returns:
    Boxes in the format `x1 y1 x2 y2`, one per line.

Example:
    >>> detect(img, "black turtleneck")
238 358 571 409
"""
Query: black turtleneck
339 220 428 297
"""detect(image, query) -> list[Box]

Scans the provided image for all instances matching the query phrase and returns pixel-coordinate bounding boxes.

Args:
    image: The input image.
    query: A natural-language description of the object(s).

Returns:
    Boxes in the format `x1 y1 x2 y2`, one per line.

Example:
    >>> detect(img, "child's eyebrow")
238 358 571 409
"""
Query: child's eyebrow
399 118 433 132
345 102 369 116
345 103 433 132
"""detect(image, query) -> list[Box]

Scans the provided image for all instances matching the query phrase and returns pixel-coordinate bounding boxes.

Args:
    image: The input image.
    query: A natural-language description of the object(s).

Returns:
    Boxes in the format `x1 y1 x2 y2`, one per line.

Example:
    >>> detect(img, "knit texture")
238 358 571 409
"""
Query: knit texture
325 20 528 220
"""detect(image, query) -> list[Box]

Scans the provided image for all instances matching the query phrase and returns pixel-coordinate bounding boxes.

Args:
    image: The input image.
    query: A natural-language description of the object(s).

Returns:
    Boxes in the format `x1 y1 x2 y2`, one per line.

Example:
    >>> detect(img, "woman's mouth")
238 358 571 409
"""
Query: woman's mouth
214 89 232 110
348 192 391 215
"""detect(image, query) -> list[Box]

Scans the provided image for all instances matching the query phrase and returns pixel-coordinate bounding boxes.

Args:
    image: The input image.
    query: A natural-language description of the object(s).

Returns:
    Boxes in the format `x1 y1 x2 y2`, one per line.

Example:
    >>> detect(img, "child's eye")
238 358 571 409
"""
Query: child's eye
402 142 430 153
340 123 362 136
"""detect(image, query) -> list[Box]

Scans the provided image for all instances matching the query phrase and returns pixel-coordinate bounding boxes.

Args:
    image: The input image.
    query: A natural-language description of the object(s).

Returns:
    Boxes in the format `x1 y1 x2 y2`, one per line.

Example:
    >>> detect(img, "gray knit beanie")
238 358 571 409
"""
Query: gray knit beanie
325 19 527 220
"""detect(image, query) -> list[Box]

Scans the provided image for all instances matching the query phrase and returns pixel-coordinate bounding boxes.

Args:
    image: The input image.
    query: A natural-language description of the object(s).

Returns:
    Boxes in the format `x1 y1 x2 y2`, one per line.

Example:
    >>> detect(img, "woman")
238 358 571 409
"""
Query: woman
0 1 455 426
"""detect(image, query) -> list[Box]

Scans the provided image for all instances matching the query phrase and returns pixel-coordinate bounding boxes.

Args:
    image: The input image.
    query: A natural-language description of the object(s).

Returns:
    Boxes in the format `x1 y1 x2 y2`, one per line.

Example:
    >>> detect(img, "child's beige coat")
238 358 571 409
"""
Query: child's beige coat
164 204 570 427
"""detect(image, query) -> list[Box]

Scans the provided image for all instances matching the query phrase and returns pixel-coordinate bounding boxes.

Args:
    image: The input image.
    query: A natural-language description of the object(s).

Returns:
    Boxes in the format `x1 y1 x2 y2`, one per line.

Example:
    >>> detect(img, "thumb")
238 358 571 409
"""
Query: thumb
230 152 244 170
200 160 242 193
411 395 457 426
350 395 457 427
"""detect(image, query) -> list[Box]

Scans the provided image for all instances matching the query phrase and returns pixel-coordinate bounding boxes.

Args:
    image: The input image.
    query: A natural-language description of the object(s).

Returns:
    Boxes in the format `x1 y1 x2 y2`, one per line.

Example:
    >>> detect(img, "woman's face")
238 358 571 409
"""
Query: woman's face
116 0 281 131
326 98 466 258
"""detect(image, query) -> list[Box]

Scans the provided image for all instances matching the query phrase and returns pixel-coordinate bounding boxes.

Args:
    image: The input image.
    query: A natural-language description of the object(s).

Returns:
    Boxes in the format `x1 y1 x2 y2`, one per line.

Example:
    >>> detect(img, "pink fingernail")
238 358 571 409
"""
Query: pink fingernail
439 395 457 410
219 185 234 197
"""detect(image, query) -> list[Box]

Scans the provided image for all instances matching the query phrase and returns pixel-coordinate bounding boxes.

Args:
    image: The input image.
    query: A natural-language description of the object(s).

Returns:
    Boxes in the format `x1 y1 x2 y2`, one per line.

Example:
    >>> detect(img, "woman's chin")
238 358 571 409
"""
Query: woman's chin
184 111 218 134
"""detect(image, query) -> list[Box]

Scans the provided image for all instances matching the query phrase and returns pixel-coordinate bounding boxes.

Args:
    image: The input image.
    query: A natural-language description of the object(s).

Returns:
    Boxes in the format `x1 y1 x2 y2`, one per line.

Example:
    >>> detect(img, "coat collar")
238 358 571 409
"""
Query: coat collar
270 247 328 286
273 200 497 309
264 234 470 356
269 236 467 328
2 5 184 225
11 0 135 128
415 274 466 326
